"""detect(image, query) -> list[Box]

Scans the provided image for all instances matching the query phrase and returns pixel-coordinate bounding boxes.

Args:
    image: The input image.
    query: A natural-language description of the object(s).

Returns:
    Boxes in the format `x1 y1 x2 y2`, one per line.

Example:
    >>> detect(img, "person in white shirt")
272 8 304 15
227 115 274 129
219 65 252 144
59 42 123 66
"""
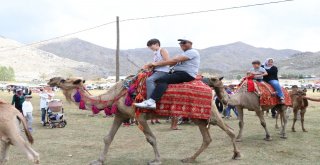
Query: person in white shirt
39 88 49 125
22 95 33 132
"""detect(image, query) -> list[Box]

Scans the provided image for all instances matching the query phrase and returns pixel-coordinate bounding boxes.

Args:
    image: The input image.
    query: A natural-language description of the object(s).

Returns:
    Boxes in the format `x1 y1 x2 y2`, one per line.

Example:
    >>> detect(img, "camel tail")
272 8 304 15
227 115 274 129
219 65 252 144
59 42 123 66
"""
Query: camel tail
17 113 34 144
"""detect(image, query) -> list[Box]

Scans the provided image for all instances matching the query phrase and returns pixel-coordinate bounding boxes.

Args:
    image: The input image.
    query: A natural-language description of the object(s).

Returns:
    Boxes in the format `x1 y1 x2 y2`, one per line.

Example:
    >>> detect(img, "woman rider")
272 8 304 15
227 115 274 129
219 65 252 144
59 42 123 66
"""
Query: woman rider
262 58 285 104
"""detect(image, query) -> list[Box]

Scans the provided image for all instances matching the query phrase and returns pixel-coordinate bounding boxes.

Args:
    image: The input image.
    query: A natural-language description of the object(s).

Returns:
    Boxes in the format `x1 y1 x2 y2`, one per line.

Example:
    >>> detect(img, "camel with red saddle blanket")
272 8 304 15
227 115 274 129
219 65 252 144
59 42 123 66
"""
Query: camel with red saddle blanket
206 77 291 141
48 77 241 165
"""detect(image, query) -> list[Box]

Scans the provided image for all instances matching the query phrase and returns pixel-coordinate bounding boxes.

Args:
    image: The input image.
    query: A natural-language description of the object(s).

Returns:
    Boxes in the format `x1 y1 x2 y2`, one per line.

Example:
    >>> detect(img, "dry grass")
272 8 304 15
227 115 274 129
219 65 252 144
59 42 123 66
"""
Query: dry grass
1 90 320 165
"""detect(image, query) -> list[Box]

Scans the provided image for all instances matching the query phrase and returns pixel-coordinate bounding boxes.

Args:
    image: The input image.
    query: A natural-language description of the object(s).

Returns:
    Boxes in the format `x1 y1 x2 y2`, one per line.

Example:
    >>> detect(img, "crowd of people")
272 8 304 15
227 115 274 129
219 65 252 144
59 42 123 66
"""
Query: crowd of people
10 86 55 132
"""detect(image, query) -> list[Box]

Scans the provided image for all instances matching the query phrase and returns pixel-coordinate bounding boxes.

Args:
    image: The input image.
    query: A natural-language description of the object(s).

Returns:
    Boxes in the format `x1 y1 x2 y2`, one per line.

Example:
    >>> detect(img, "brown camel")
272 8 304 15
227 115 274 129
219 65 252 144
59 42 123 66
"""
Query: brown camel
0 99 39 165
206 78 288 141
48 77 241 165
290 88 308 132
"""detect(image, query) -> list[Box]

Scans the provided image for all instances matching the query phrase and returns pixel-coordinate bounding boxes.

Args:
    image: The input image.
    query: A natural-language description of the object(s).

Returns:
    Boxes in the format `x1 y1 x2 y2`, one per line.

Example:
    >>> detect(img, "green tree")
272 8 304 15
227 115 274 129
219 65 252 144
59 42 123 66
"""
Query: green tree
0 66 15 81
236 75 242 80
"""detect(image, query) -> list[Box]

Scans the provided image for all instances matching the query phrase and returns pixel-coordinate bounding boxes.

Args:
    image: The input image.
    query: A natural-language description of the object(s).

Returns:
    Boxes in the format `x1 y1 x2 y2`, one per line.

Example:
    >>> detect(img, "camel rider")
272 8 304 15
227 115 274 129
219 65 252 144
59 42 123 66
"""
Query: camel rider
134 39 200 109
262 58 285 104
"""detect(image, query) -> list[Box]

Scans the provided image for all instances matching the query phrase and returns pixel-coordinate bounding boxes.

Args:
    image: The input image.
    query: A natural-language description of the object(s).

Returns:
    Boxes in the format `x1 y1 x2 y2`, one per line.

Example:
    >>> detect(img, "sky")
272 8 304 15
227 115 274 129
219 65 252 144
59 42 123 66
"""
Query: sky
0 0 320 52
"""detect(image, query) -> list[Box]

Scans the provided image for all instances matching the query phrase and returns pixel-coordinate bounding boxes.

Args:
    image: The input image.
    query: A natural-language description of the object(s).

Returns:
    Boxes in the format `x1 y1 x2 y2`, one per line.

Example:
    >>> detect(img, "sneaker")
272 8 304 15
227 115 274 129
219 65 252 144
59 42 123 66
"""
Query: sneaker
134 99 156 109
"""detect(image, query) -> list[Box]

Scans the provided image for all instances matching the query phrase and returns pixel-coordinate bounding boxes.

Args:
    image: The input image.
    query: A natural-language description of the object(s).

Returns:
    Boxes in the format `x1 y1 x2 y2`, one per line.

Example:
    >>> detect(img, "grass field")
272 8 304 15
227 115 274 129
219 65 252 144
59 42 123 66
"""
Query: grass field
1 90 320 165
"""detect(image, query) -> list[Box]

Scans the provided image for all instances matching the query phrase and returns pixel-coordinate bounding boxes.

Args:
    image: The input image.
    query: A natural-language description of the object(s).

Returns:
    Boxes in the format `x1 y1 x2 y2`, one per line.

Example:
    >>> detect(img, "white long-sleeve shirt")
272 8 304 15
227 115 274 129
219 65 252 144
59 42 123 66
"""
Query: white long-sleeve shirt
22 101 33 116
39 92 49 109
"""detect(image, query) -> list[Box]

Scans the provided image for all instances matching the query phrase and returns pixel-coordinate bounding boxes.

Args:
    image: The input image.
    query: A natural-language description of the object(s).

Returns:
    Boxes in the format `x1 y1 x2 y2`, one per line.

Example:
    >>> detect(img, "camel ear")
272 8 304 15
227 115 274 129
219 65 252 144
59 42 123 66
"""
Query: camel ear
73 79 82 85
219 77 224 81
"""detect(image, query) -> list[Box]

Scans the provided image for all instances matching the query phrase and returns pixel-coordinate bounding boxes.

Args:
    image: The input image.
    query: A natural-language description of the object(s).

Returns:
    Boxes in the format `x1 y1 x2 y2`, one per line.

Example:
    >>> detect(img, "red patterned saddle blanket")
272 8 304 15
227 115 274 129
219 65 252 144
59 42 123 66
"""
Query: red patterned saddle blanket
132 72 213 120
239 77 292 106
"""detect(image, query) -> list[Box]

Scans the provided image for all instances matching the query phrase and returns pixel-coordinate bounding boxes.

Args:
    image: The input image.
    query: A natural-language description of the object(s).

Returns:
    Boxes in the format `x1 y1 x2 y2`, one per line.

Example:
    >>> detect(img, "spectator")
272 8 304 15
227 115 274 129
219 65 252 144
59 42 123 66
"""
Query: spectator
11 88 26 114
215 95 223 113
22 95 33 132
39 88 49 125
224 87 239 119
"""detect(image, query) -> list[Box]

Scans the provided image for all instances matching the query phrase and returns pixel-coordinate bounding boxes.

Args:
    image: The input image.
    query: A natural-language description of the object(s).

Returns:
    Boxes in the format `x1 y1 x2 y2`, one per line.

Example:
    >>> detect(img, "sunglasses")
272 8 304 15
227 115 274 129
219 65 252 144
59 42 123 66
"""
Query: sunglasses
179 41 187 45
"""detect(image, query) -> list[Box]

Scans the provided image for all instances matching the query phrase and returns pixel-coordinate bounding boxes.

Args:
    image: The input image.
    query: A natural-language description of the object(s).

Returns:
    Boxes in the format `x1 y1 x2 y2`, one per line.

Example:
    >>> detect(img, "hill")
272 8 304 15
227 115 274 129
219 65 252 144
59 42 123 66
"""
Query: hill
37 38 301 78
0 37 106 81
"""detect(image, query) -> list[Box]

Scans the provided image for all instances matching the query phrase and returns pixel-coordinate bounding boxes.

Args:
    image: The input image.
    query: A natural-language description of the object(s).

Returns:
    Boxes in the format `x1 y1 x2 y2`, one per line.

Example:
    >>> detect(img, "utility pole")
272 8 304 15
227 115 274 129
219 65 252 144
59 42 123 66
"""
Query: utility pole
115 16 120 82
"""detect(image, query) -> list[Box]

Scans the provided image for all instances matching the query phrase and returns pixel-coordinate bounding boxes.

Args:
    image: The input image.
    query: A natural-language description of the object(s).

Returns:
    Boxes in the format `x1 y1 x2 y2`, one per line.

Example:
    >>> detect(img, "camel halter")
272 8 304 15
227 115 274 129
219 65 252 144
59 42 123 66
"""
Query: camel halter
74 86 127 115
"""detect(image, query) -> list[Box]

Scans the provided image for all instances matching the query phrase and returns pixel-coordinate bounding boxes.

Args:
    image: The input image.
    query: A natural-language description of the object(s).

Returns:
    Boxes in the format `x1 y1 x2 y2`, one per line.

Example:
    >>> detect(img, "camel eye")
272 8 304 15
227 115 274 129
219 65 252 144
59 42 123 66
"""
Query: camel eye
60 79 66 83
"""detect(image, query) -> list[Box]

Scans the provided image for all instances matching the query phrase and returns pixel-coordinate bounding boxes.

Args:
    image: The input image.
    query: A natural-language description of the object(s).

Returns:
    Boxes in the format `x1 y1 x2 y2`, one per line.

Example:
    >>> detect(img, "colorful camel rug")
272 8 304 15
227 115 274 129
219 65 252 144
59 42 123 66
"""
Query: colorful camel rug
131 72 213 120
240 77 292 106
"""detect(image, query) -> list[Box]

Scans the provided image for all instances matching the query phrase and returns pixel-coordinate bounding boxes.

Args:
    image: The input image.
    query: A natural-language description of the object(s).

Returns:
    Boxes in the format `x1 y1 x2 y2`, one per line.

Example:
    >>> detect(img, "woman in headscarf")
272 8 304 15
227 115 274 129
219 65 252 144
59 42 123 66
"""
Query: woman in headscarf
262 58 285 104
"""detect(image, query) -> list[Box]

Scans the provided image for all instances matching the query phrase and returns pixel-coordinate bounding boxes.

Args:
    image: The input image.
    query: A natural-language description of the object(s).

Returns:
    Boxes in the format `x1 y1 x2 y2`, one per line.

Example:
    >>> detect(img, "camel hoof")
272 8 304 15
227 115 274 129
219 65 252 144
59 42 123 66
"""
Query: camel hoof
89 160 104 165
292 128 296 132
303 129 308 132
232 152 242 160
34 159 40 165
275 125 279 129
181 157 195 163
148 159 162 165
235 138 242 142
280 134 288 139
264 137 272 141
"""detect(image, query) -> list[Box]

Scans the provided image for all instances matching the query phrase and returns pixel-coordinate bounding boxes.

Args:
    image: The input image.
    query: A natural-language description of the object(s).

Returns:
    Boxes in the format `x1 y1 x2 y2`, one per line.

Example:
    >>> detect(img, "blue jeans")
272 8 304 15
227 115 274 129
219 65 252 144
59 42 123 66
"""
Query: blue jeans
225 105 238 117
146 71 168 99
268 80 284 99
41 108 47 122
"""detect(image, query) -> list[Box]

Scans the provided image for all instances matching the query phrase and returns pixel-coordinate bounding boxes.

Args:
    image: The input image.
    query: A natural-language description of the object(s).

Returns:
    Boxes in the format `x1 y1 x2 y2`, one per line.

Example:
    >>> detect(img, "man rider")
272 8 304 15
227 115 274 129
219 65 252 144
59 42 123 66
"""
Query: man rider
134 39 200 109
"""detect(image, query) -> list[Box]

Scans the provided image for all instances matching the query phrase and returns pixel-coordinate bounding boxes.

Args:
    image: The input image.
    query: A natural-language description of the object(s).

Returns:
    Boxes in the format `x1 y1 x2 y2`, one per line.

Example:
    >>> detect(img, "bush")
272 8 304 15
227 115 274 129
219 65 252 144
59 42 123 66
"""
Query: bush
0 66 15 81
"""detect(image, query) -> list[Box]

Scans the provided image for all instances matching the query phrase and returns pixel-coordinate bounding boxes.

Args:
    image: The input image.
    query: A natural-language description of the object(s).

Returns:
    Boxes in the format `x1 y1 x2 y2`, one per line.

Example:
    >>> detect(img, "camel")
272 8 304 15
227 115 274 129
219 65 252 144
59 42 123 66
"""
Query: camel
47 77 241 165
289 88 308 132
0 99 39 165
206 78 288 141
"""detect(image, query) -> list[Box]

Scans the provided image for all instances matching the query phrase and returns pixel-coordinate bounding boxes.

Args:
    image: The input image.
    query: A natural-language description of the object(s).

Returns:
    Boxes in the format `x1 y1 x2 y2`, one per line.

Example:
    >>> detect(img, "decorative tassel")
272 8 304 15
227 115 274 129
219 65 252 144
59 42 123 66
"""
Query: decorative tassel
135 93 144 102
104 107 112 116
111 104 118 114
73 90 82 103
125 94 133 106
91 105 100 114
79 100 86 110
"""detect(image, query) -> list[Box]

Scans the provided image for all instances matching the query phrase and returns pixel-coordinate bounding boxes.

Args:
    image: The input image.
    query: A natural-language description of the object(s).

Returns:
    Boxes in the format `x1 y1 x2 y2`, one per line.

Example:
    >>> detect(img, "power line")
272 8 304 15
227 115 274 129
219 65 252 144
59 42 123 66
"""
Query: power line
0 21 116 52
121 0 294 22
0 0 294 53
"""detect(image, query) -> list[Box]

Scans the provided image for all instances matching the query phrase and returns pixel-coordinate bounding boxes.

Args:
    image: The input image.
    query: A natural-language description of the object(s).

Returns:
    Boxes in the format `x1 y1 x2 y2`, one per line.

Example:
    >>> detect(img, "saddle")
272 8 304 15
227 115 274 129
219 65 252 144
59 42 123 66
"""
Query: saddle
239 77 292 106
127 72 213 120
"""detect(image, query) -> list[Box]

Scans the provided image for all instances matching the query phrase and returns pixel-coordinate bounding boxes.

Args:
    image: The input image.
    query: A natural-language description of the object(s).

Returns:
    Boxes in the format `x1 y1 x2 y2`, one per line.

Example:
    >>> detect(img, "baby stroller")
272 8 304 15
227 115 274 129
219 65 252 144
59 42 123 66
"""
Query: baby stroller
46 99 67 128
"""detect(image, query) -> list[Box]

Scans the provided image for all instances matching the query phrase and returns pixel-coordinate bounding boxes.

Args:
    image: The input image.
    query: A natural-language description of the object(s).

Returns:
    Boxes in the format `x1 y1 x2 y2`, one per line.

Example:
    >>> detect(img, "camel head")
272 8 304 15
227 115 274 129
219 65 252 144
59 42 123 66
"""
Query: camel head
48 77 86 102
207 77 228 105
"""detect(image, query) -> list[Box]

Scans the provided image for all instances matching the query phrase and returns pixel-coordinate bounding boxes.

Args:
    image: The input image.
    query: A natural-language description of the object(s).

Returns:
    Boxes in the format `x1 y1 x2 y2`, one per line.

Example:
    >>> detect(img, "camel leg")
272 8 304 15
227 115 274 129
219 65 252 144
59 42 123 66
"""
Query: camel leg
181 120 212 163
136 113 161 165
300 109 307 132
278 107 288 139
236 107 244 142
275 112 280 129
215 118 241 160
256 110 272 141
0 140 10 165
292 109 298 132
10 135 39 164
89 115 124 165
